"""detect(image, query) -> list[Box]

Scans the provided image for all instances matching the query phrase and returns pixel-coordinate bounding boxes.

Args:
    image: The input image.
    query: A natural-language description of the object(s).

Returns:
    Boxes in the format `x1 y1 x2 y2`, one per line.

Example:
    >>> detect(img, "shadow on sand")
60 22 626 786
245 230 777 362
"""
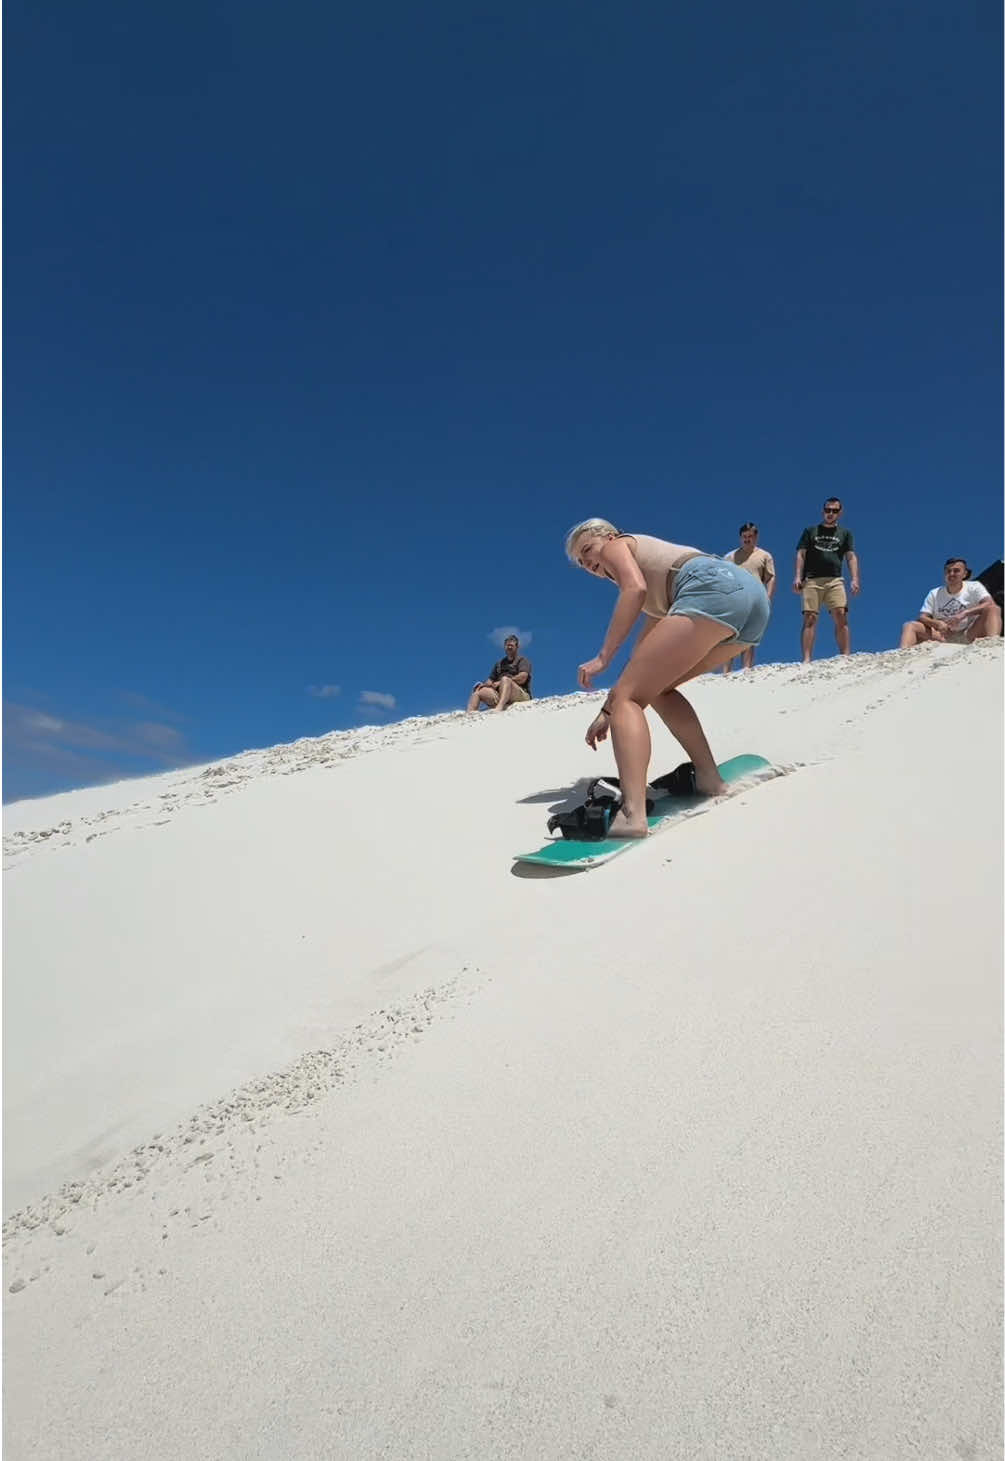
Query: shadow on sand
510 778 600 878
509 858 582 880
515 777 597 814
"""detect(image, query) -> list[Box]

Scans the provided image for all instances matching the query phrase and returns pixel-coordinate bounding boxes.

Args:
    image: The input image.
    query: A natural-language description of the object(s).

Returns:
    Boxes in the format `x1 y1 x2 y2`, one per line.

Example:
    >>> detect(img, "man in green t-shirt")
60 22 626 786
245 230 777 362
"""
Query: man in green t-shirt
793 498 861 662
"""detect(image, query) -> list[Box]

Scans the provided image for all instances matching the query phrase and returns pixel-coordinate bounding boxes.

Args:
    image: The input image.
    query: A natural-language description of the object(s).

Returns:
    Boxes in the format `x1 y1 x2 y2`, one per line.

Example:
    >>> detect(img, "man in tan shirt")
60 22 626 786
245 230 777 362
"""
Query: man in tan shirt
722 523 775 670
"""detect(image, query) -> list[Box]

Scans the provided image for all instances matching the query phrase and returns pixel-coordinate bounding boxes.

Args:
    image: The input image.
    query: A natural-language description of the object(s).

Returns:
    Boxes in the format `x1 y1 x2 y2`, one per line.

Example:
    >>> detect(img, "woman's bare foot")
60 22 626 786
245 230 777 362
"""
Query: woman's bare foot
695 770 729 797
608 808 649 839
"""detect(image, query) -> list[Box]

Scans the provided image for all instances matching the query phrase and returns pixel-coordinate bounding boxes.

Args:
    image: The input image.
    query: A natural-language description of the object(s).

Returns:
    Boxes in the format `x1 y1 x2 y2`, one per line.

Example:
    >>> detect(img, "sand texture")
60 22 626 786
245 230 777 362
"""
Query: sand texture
4 642 1002 1459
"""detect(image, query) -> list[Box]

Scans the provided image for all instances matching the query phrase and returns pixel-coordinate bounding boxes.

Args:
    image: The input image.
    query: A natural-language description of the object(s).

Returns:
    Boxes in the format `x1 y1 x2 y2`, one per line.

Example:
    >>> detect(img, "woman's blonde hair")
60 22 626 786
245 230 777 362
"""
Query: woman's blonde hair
564 518 619 563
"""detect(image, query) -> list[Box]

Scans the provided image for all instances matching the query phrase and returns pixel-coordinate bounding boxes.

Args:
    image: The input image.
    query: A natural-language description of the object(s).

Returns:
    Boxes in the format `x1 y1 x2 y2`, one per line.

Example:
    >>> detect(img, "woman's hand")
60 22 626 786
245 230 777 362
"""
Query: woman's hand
577 654 607 689
585 711 610 749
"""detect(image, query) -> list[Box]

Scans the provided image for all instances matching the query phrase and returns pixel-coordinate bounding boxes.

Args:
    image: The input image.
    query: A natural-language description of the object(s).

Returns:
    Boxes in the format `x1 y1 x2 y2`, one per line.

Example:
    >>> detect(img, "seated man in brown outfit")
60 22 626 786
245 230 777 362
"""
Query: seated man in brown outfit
467 635 533 712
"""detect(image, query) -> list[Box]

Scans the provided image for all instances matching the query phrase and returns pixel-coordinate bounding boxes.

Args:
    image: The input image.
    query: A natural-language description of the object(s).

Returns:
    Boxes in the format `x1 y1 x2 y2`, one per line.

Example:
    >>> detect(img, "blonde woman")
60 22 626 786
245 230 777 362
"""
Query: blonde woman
566 518 770 837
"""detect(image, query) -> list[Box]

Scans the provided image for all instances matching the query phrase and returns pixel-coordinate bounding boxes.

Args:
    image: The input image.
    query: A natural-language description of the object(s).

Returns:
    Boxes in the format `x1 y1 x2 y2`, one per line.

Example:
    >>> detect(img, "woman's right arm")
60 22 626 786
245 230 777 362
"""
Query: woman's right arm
594 539 648 666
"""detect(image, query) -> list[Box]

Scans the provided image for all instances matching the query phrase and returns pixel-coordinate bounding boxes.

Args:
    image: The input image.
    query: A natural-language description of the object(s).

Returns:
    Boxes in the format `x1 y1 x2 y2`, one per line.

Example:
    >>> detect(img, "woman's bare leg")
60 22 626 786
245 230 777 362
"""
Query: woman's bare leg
648 692 722 791
670 641 747 686
605 617 733 837
648 641 747 793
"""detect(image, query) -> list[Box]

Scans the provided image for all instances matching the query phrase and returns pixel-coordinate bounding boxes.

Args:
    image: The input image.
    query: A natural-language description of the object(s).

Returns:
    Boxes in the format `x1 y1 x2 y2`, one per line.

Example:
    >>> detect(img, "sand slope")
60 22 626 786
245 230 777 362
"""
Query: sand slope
4 643 1002 1459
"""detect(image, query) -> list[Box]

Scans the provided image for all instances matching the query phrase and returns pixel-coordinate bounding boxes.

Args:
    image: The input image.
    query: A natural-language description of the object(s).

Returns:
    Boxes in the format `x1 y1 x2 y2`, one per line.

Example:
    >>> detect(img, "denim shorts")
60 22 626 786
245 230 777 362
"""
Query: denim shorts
667 555 771 646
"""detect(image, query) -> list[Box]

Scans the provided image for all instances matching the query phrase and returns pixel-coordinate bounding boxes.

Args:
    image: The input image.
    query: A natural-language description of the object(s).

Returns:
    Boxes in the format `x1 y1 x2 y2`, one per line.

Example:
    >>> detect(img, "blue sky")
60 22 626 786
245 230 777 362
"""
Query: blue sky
4 0 1001 800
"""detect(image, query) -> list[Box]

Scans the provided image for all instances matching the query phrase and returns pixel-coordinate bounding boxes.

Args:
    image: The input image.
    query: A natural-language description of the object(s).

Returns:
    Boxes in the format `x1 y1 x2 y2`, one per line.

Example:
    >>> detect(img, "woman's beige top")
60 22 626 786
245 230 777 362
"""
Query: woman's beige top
618 533 705 616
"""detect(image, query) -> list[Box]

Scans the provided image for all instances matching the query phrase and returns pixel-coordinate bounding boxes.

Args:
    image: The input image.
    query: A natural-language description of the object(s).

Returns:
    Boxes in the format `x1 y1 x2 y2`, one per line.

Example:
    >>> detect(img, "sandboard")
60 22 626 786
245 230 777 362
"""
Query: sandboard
514 754 771 871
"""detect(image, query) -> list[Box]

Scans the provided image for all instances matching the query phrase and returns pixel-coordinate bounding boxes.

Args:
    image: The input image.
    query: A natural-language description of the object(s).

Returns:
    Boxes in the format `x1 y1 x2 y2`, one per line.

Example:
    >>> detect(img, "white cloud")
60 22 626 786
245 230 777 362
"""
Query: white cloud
307 684 341 699
358 690 397 711
3 698 194 800
132 721 185 751
489 626 533 650
26 712 64 734
117 691 186 721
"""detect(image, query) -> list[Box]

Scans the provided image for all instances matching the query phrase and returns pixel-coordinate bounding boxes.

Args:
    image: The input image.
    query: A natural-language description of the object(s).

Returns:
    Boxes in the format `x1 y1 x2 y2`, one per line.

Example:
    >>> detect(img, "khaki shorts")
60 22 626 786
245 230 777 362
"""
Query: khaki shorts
802 577 847 613
497 680 530 702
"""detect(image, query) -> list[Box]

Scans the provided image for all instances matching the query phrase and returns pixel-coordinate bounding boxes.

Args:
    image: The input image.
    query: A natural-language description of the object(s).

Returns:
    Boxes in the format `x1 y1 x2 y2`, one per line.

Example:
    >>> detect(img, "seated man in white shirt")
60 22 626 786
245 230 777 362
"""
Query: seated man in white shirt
900 557 1002 647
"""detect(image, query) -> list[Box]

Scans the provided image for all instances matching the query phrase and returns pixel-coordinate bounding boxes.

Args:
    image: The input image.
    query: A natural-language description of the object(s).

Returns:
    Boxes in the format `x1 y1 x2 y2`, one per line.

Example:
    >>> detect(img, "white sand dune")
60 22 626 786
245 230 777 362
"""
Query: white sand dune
3 642 1002 1459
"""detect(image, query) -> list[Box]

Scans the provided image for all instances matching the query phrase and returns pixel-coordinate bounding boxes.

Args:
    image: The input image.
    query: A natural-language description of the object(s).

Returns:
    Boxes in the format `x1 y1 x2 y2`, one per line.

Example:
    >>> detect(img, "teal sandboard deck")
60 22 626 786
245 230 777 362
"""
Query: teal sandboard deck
514 754 771 871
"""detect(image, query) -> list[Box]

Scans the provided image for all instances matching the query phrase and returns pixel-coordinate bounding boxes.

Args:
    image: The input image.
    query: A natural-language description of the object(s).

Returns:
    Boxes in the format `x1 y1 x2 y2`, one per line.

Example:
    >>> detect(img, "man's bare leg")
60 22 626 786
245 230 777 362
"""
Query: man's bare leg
899 620 943 649
801 612 818 663
492 676 515 712
467 685 499 712
965 602 1003 641
723 646 753 673
833 607 851 655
